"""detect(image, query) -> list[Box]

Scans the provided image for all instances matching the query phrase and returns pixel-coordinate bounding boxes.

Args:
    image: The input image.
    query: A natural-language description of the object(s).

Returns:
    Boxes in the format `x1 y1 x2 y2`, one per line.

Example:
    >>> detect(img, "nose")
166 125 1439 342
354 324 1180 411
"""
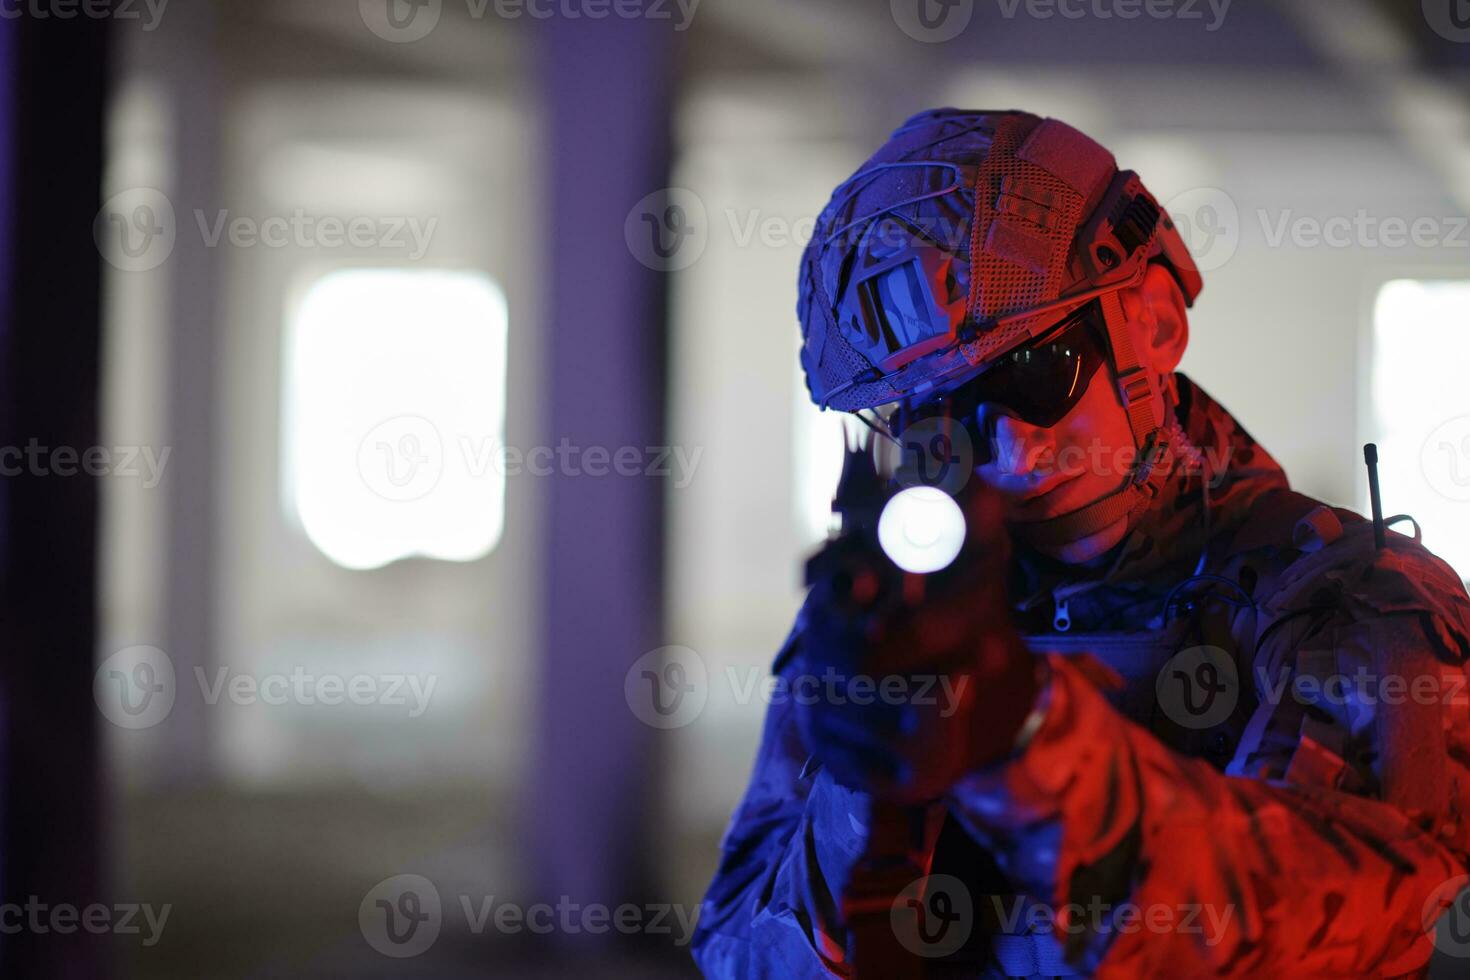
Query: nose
985 408 1055 476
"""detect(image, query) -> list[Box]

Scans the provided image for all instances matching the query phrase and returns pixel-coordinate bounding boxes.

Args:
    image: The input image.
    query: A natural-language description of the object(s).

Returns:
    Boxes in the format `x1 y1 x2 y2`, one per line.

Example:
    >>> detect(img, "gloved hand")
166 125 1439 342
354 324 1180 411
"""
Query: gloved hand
797 479 1042 805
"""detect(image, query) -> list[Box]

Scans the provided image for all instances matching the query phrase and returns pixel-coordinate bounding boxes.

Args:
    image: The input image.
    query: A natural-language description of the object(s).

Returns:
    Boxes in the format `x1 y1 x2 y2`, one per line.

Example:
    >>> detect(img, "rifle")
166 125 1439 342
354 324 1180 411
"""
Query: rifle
803 427 942 979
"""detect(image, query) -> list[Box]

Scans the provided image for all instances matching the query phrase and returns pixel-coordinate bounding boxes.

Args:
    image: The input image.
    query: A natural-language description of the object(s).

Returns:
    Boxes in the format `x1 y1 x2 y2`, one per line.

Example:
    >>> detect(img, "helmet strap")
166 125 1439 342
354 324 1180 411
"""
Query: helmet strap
1010 286 1177 550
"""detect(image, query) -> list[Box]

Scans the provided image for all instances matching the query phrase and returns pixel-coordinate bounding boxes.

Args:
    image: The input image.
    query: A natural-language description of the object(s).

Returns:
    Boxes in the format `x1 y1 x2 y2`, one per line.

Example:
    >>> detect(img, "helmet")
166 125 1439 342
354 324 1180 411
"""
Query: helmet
796 109 1204 547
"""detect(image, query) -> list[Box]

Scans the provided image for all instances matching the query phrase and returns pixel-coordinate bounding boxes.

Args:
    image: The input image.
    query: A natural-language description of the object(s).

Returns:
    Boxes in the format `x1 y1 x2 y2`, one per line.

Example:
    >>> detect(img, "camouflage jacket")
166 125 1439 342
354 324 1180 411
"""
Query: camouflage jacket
693 375 1470 978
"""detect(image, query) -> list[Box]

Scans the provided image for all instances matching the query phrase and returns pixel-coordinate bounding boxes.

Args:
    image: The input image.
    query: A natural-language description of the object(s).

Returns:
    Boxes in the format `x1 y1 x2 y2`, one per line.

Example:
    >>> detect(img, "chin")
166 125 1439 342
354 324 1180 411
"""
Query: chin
1030 517 1130 564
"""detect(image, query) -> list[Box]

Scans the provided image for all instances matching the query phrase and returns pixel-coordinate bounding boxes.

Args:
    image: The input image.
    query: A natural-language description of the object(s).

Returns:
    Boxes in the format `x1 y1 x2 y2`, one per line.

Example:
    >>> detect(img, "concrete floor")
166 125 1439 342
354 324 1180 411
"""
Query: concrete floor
116 784 713 979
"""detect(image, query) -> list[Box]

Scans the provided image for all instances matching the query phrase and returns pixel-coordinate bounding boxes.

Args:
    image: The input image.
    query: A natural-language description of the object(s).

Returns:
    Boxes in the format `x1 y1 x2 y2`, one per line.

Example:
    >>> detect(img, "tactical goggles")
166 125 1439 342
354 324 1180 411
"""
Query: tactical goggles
887 299 1111 436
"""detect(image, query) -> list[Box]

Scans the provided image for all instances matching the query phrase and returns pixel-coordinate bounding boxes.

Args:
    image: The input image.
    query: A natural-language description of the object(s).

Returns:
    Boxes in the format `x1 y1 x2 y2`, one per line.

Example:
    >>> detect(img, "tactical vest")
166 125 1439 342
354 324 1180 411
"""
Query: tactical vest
947 488 1388 977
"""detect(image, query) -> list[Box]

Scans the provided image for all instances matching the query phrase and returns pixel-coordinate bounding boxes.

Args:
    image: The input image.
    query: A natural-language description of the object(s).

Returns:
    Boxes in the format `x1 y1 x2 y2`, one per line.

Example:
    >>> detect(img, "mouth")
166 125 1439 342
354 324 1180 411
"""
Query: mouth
1006 471 1082 520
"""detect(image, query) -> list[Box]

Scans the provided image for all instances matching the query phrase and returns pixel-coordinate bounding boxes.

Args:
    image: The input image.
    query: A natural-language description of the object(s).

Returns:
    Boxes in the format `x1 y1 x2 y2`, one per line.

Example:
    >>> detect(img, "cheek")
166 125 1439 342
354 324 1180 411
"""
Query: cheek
1053 369 1135 470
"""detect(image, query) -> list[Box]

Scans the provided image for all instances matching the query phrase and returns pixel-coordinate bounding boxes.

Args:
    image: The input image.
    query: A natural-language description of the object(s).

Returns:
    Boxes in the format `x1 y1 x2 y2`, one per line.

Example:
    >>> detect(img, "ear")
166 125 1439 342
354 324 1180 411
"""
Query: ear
1119 262 1189 375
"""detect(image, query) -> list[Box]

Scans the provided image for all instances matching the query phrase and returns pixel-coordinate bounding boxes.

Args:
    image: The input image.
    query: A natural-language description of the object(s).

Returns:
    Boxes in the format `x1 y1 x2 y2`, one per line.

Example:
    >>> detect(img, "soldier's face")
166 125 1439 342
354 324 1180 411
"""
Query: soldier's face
972 264 1190 564
973 355 1141 563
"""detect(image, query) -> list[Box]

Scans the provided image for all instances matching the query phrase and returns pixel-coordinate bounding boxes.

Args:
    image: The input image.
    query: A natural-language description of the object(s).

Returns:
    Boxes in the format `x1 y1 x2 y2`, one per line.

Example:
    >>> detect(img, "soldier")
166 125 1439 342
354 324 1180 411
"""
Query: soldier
692 109 1470 977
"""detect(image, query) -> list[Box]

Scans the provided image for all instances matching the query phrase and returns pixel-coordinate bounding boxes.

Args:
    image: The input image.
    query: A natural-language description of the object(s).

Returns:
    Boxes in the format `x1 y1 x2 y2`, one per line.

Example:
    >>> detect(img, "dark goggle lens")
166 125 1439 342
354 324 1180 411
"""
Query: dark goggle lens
899 302 1108 437
968 304 1108 427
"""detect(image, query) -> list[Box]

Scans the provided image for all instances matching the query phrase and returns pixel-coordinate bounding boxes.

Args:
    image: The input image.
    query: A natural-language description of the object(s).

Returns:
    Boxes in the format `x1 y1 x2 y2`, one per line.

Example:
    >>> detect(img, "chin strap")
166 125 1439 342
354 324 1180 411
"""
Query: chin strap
1011 288 1177 550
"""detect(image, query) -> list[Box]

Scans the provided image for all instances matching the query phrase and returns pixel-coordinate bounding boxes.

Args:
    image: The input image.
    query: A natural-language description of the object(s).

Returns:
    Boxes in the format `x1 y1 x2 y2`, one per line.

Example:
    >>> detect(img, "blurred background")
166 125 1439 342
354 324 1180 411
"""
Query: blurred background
3 0 1470 976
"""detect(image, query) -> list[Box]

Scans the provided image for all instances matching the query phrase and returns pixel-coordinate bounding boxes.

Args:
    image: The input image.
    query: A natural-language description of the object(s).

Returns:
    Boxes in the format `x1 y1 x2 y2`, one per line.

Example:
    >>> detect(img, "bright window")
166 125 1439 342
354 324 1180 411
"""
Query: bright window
792 358 849 546
283 269 509 570
1369 279 1470 583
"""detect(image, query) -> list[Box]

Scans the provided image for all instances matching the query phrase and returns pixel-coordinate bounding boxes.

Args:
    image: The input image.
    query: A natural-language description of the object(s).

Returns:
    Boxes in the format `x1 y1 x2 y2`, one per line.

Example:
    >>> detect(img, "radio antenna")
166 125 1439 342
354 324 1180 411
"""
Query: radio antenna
1363 444 1387 551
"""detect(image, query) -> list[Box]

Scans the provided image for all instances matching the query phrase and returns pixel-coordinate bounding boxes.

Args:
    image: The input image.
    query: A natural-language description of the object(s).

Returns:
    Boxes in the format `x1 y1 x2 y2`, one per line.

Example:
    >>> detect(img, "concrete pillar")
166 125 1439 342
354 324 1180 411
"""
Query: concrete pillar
531 11 676 916
0 13 111 978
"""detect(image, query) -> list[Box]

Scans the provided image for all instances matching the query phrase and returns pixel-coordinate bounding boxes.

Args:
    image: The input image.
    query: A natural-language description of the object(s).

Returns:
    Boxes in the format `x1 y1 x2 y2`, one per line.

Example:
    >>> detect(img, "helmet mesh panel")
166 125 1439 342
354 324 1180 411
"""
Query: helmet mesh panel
967 116 1088 326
